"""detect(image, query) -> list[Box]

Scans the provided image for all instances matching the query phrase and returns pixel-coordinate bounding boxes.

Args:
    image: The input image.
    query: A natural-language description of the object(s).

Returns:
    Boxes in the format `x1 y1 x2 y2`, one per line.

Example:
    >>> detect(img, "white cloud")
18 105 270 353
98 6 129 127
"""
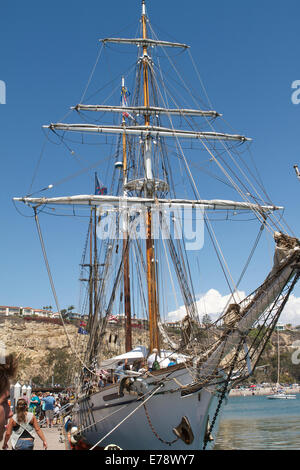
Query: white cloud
279 294 300 326
167 289 300 326
167 288 246 323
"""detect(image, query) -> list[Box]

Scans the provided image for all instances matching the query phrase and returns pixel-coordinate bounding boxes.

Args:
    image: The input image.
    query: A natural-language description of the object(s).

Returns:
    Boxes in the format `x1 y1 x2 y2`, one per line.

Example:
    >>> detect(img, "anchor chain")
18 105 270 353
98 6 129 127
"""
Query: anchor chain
202 335 246 450
143 400 179 446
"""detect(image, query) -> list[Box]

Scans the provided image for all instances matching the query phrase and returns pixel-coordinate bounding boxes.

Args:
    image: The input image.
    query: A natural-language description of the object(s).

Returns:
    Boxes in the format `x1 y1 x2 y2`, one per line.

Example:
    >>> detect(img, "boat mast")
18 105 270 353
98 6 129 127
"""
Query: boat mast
89 210 94 321
277 326 280 386
93 206 98 323
122 77 132 352
142 0 159 352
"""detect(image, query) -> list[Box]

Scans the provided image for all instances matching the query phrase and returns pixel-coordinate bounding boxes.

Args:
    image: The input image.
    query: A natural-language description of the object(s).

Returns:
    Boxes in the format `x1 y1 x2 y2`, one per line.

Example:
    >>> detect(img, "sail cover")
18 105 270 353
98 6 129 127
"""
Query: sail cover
98 346 148 369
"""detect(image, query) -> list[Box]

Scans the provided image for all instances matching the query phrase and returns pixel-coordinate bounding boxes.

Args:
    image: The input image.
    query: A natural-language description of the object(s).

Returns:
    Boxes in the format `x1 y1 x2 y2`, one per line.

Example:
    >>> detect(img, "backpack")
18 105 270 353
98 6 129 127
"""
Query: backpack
152 354 160 371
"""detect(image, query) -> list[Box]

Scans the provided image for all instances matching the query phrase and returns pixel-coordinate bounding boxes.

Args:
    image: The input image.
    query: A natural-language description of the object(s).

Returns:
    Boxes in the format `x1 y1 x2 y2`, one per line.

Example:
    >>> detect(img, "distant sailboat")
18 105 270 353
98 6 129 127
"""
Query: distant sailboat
267 327 296 400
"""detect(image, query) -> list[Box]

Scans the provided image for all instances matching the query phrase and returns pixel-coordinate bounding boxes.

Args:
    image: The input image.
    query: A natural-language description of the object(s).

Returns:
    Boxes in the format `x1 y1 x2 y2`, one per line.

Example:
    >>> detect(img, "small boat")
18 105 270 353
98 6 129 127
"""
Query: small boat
266 329 296 399
267 392 296 400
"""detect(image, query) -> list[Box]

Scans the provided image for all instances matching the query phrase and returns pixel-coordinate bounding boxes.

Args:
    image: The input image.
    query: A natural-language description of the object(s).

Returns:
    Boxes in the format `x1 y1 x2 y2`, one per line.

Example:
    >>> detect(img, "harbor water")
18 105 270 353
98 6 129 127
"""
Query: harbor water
214 394 300 450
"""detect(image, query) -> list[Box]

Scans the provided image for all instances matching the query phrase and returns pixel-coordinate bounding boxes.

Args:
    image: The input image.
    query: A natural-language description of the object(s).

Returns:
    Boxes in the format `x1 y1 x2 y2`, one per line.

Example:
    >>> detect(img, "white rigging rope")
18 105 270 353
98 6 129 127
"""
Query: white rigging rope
33 208 96 376
89 383 164 450
148 21 289 237
138 38 273 301
149 52 278 237
79 42 105 104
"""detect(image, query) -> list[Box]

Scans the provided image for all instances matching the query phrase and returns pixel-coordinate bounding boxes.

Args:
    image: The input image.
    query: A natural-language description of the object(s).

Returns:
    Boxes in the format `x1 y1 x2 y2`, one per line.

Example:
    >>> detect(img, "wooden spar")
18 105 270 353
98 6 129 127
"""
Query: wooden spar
93 206 98 323
89 210 93 323
142 8 150 128
122 79 132 352
142 3 159 352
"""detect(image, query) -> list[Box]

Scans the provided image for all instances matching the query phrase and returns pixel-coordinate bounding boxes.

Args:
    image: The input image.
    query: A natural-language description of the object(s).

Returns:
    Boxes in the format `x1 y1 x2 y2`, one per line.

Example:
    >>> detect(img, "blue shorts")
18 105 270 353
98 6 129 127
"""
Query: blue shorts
14 439 34 450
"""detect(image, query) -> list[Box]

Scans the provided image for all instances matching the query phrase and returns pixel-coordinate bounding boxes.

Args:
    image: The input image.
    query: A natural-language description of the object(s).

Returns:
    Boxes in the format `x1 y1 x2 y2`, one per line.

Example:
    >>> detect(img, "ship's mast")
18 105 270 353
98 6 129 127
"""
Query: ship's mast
93 206 99 324
17 0 259 359
122 77 132 352
89 210 93 321
142 1 160 352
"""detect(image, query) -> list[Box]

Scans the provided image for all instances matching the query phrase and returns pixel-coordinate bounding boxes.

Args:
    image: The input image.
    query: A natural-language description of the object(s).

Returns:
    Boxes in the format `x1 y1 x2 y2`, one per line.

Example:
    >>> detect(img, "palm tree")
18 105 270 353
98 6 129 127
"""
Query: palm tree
43 305 53 311
60 309 68 319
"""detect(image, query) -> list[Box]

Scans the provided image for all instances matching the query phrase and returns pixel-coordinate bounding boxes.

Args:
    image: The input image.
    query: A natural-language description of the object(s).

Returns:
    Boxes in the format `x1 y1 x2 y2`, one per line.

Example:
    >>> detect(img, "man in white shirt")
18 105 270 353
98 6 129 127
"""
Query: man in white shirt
147 348 161 371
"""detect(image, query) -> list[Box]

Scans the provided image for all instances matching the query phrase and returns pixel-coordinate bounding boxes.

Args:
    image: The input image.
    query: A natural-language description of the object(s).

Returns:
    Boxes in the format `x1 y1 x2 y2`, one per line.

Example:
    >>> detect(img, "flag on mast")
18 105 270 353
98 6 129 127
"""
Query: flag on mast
121 81 135 121
95 172 107 195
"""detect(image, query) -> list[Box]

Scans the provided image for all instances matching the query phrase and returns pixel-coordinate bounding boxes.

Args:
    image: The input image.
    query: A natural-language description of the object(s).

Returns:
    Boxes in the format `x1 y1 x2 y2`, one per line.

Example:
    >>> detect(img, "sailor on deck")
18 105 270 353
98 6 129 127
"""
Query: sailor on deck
147 349 161 371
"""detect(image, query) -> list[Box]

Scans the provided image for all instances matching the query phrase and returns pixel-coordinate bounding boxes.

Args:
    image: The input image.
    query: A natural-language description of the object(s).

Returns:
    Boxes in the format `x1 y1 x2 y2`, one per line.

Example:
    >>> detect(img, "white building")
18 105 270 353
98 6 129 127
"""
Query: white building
0 306 22 316
0 306 55 318
0 305 85 321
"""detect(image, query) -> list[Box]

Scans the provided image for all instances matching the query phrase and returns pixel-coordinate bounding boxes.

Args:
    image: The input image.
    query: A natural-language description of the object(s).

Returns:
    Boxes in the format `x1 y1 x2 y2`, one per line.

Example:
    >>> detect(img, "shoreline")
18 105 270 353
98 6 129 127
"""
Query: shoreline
229 386 299 397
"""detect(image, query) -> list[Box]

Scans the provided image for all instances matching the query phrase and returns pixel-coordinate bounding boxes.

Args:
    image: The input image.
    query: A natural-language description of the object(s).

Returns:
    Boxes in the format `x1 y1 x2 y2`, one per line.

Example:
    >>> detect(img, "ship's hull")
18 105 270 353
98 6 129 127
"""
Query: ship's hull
72 367 226 450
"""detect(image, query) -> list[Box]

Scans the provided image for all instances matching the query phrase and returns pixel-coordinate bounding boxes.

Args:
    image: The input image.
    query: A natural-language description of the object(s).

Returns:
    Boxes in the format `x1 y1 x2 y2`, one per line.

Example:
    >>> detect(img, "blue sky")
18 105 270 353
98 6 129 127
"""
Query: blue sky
1 0 300 324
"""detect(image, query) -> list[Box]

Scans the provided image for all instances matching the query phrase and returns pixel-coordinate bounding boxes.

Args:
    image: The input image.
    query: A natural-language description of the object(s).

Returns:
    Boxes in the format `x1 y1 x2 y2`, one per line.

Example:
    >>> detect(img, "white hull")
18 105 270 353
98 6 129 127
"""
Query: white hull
267 393 296 400
73 368 225 450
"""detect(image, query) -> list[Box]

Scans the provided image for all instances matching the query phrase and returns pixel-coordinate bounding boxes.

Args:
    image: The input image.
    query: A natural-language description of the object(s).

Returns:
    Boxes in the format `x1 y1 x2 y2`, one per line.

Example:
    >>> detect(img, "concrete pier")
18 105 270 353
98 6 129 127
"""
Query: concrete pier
34 426 67 450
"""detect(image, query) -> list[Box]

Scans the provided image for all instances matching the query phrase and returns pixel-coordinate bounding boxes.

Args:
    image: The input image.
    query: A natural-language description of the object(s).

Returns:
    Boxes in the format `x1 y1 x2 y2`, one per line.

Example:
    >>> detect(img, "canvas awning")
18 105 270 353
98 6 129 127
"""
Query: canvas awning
98 346 148 370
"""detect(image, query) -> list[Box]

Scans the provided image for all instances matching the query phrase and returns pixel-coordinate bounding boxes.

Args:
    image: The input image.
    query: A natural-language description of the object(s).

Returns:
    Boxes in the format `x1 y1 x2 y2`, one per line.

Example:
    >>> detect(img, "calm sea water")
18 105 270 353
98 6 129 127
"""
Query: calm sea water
214 394 300 450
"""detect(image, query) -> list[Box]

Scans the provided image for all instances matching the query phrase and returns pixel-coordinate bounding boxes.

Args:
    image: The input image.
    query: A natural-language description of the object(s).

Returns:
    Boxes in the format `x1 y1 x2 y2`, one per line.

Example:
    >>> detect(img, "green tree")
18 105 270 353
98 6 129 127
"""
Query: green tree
202 314 212 326
45 348 74 387
60 309 68 319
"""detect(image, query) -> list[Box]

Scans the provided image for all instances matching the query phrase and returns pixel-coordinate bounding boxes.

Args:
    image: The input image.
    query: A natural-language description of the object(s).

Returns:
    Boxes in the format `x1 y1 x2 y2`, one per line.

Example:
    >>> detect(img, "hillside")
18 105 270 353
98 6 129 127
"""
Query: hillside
0 316 149 386
1 317 300 386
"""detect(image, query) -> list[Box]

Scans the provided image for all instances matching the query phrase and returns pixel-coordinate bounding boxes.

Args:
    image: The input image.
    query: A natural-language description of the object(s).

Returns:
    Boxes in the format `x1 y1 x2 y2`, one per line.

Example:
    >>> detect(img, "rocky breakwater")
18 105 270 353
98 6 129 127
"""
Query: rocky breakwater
0 317 88 384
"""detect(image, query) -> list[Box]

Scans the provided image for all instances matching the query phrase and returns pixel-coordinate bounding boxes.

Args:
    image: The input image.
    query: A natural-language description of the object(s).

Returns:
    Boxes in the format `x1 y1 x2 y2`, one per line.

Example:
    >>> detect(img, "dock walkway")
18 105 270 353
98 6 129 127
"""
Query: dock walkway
1 425 67 451
35 425 67 450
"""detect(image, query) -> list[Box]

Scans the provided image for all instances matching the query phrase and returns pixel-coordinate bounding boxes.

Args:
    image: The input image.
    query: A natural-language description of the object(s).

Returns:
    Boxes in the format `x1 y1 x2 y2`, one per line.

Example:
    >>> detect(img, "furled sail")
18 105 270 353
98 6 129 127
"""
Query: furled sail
100 37 189 49
13 195 282 213
73 104 221 118
44 123 250 142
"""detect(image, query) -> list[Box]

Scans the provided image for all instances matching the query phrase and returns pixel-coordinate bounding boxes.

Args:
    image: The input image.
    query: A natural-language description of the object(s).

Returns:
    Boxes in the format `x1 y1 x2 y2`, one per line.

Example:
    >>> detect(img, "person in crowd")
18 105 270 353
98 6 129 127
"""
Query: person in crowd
98 369 109 387
22 392 29 405
53 400 61 425
147 348 161 371
132 360 142 372
0 354 17 444
97 376 104 388
168 358 177 367
42 392 55 428
29 393 40 415
137 360 148 374
114 361 126 382
3 398 47 450
38 392 45 423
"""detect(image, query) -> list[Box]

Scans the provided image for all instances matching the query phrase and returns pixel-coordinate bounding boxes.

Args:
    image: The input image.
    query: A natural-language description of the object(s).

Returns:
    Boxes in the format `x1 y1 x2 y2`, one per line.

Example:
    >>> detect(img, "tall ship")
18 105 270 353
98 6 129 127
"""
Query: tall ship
14 1 300 450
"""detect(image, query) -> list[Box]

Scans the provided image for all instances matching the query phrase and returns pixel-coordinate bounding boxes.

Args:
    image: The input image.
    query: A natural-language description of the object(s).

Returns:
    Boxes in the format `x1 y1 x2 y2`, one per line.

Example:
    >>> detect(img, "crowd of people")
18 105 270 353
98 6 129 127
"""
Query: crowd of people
0 350 178 449
27 391 71 428
0 353 73 450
